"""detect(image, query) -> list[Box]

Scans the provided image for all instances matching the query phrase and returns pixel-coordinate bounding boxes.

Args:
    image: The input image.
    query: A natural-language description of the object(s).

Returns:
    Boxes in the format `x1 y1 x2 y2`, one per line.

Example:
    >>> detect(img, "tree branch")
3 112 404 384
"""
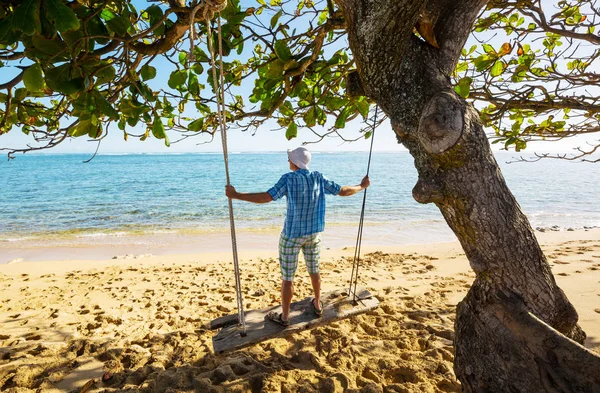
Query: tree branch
129 1 226 56
0 52 25 60
520 5 600 46
432 0 491 74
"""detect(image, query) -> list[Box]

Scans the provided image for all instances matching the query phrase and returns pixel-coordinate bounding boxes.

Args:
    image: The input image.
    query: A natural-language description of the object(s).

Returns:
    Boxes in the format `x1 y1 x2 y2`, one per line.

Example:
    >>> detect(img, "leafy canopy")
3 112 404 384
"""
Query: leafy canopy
0 0 368 157
0 0 597 161
455 0 600 162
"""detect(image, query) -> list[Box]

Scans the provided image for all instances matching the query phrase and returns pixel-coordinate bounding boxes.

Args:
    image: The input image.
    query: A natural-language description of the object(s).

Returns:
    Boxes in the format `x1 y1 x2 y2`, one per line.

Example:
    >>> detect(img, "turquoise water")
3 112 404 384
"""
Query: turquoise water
1 152 599 244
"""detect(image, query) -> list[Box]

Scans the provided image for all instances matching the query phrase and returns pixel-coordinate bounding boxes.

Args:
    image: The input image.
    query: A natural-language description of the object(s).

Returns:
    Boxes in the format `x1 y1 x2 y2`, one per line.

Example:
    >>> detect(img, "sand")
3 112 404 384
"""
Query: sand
1 229 599 393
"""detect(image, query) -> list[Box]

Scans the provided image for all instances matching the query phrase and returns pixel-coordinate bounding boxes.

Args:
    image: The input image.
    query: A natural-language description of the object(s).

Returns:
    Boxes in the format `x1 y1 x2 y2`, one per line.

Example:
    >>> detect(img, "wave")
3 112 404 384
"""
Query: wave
0 236 35 242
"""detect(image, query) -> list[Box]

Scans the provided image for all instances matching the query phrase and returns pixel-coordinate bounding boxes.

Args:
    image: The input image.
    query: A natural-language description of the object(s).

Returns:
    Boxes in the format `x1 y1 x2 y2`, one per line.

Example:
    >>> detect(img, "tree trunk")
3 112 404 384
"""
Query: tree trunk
338 0 600 391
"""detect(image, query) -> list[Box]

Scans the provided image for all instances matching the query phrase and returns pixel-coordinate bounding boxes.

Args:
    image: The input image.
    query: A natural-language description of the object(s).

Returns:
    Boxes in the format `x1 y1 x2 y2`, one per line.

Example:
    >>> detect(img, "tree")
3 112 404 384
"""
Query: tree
0 0 599 391
460 0 600 162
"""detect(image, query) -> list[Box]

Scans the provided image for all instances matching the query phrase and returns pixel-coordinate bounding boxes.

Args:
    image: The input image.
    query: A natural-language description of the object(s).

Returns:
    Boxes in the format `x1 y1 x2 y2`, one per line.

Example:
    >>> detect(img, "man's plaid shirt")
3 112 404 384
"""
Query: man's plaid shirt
267 169 341 238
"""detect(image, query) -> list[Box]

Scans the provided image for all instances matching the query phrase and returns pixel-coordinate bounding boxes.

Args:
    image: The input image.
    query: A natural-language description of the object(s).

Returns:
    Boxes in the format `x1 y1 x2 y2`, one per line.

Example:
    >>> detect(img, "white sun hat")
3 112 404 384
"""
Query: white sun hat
287 147 311 170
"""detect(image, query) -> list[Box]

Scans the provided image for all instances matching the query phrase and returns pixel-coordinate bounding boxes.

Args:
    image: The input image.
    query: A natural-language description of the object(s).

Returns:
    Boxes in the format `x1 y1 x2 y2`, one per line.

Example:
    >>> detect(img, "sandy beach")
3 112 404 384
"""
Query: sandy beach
1 229 599 392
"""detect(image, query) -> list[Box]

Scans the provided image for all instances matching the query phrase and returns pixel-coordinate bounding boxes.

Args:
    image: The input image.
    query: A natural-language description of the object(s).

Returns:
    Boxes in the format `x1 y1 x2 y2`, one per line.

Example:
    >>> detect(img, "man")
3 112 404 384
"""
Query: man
225 147 370 327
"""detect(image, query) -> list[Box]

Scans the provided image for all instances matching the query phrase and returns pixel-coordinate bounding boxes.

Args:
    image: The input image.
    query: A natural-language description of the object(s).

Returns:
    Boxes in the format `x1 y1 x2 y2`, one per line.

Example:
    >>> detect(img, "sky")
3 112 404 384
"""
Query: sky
1 117 406 154
0 0 597 157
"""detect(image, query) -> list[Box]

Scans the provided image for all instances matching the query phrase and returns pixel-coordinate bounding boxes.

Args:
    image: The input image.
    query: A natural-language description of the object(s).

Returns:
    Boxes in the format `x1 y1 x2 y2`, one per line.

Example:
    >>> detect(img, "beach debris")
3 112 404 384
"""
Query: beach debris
253 289 266 296
79 379 96 393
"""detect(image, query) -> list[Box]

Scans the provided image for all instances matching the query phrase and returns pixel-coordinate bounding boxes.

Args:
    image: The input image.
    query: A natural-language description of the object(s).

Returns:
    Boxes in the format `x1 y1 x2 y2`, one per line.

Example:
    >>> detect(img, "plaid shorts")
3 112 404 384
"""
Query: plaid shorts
278 232 322 281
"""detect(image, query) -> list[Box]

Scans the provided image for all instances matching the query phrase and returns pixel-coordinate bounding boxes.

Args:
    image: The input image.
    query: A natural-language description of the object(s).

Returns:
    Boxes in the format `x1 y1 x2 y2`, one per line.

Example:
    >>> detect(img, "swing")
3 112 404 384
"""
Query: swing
203 6 379 354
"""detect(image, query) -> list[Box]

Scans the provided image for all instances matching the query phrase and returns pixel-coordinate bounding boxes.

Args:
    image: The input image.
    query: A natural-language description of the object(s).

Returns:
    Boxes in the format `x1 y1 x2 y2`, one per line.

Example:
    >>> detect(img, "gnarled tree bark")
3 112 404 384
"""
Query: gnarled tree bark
338 0 600 391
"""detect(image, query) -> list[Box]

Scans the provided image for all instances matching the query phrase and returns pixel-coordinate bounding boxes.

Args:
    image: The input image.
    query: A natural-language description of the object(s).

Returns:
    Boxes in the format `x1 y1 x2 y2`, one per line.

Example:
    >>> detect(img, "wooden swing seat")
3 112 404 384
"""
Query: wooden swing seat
210 287 379 354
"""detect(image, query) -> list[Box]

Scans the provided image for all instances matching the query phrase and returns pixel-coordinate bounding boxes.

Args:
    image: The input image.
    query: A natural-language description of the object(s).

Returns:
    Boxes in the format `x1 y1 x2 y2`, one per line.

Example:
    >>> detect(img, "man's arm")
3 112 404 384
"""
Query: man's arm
338 175 370 197
225 185 273 204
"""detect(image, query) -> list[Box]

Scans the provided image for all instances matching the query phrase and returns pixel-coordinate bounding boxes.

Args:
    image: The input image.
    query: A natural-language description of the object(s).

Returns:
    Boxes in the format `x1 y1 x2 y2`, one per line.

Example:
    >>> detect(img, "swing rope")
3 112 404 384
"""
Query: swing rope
348 105 379 303
204 6 247 336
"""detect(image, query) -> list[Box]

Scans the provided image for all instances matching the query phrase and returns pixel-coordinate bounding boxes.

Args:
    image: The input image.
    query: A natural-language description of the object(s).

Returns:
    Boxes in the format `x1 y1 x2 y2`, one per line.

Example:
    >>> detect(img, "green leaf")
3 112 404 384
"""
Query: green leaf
106 14 130 36
87 16 110 44
44 0 80 32
71 115 99 137
193 47 210 62
454 76 472 98
119 99 149 118
188 73 201 96
146 4 164 36
13 0 41 36
23 63 44 92
482 44 496 55
61 29 84 46
270 10 282 29
179 52 187 65
265 59 285 79
45 63 85 95
140 65 157 81
455 61 468 74
191 63 204 74
473 55 495 72
168 70 187 90
32 36 67 55
318 11 328 24
132 82 155 102
100 9 116 21
14 88 28 101
490 60 504 77
235 38 245 55
303 107 316 127
356 98 370 119
274 40 292 61
71 92 95 116
335 108 349 129
0 17 14 44
94 90 119 120
279 101 294 117
188 118 204 132
152 116 165 139
286 121 297 140
96 65 116 84
324 97 346 111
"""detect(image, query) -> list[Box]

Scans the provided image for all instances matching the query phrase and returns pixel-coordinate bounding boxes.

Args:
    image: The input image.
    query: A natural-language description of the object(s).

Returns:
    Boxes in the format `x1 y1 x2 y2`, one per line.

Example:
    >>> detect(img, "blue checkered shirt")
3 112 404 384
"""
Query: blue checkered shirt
267 169 341 238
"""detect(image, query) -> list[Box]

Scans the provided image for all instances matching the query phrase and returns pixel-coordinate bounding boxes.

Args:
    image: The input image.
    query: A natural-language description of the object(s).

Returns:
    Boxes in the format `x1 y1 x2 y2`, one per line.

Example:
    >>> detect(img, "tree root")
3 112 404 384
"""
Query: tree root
455 289 600 393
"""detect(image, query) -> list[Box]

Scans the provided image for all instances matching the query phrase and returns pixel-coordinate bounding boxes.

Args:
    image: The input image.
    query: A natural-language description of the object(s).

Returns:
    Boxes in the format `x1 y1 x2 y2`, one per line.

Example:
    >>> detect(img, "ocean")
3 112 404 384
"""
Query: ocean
1 152 599 248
